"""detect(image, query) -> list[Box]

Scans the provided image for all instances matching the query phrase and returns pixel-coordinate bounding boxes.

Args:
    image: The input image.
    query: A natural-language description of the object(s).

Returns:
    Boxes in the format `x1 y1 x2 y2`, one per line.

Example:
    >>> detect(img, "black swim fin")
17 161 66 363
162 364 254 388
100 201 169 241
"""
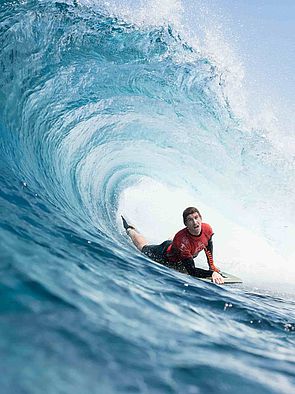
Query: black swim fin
121 216 135 232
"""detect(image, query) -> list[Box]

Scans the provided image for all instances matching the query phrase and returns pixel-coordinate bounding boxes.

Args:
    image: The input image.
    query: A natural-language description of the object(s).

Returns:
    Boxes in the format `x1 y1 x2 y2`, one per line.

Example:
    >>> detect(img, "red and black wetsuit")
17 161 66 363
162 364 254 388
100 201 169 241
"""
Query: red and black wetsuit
164 223 220 278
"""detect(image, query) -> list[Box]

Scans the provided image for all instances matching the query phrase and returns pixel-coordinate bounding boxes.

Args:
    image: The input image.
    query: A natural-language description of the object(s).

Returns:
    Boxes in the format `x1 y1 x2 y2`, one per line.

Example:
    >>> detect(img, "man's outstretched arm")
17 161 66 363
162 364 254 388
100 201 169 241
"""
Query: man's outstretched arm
204 237 224 284
205 237 220 272
181 258 214 278
182 258 223 284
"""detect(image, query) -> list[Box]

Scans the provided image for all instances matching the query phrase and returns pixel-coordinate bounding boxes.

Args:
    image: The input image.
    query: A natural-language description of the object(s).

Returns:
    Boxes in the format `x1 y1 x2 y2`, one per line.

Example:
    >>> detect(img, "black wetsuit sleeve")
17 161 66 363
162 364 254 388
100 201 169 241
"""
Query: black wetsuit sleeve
182 258 213 278
207 237 213 255
205 236 220 272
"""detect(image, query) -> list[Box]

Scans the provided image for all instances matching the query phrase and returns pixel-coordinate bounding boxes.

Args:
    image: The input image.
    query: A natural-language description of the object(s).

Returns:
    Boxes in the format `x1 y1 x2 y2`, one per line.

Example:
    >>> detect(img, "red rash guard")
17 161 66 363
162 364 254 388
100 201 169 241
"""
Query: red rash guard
165 223 220 272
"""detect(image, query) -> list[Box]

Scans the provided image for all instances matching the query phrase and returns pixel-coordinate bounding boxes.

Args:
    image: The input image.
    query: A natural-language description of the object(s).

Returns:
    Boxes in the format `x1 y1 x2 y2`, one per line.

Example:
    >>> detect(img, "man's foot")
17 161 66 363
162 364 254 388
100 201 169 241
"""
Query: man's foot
121 216 135 233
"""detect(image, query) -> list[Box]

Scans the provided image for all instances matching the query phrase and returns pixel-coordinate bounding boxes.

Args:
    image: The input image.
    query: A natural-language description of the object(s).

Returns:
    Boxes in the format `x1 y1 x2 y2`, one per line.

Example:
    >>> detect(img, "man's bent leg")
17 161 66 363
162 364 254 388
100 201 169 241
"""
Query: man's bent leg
127 228 147 252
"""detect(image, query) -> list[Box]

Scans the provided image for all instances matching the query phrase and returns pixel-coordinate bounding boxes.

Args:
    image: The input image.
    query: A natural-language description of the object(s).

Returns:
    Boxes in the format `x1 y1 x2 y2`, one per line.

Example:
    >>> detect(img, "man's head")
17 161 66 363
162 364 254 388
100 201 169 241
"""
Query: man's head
183 207 202 236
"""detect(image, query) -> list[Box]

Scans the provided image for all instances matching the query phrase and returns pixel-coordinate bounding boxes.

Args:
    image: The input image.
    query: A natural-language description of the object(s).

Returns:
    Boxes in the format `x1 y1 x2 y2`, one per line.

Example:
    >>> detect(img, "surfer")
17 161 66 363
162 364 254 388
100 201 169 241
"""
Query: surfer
122 207 224 284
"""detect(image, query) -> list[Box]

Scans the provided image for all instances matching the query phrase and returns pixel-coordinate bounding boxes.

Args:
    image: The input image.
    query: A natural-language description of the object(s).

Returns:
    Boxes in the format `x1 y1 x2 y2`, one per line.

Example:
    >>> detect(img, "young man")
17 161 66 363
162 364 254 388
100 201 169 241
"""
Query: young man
122 207 224 284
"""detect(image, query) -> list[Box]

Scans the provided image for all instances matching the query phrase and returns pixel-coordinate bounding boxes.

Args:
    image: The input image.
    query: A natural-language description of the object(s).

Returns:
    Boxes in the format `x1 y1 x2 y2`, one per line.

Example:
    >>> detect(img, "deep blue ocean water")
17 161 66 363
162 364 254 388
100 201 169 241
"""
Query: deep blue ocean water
0 1 295 393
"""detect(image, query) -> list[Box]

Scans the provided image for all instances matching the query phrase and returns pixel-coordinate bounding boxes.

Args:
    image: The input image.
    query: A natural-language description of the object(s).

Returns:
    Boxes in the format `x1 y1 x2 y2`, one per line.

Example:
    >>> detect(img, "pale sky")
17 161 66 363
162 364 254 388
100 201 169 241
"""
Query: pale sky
202 0 295 124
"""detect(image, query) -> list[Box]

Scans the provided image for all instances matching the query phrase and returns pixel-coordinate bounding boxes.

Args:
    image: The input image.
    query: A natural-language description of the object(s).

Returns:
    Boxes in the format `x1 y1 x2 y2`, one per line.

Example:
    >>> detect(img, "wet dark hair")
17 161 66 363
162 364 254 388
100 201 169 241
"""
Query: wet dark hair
183 207 202 224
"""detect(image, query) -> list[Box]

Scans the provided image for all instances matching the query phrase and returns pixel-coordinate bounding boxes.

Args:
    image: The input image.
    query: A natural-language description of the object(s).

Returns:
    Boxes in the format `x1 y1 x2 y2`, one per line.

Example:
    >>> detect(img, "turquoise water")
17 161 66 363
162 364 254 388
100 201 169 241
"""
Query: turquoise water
0 1 294 393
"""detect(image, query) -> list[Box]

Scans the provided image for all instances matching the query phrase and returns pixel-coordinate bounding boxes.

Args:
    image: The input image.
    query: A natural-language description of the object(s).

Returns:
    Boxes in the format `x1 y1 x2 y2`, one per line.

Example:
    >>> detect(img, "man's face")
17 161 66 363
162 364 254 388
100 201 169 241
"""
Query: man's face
185 212 202 236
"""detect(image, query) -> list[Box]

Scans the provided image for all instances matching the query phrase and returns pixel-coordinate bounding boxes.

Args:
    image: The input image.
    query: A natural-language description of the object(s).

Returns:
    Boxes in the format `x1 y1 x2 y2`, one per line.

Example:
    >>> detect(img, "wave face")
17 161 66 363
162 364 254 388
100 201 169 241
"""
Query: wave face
0 1 294 393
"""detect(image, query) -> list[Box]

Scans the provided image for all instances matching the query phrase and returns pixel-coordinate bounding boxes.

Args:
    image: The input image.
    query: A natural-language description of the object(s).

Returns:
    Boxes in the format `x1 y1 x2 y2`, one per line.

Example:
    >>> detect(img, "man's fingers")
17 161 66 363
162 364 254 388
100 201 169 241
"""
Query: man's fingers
212 273 225 284
213 277 224 284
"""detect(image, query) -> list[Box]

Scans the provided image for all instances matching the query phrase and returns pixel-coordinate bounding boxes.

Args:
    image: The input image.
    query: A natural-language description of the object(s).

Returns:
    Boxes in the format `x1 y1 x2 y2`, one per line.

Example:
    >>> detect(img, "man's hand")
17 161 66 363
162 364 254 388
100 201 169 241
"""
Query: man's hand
212 272 224 284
